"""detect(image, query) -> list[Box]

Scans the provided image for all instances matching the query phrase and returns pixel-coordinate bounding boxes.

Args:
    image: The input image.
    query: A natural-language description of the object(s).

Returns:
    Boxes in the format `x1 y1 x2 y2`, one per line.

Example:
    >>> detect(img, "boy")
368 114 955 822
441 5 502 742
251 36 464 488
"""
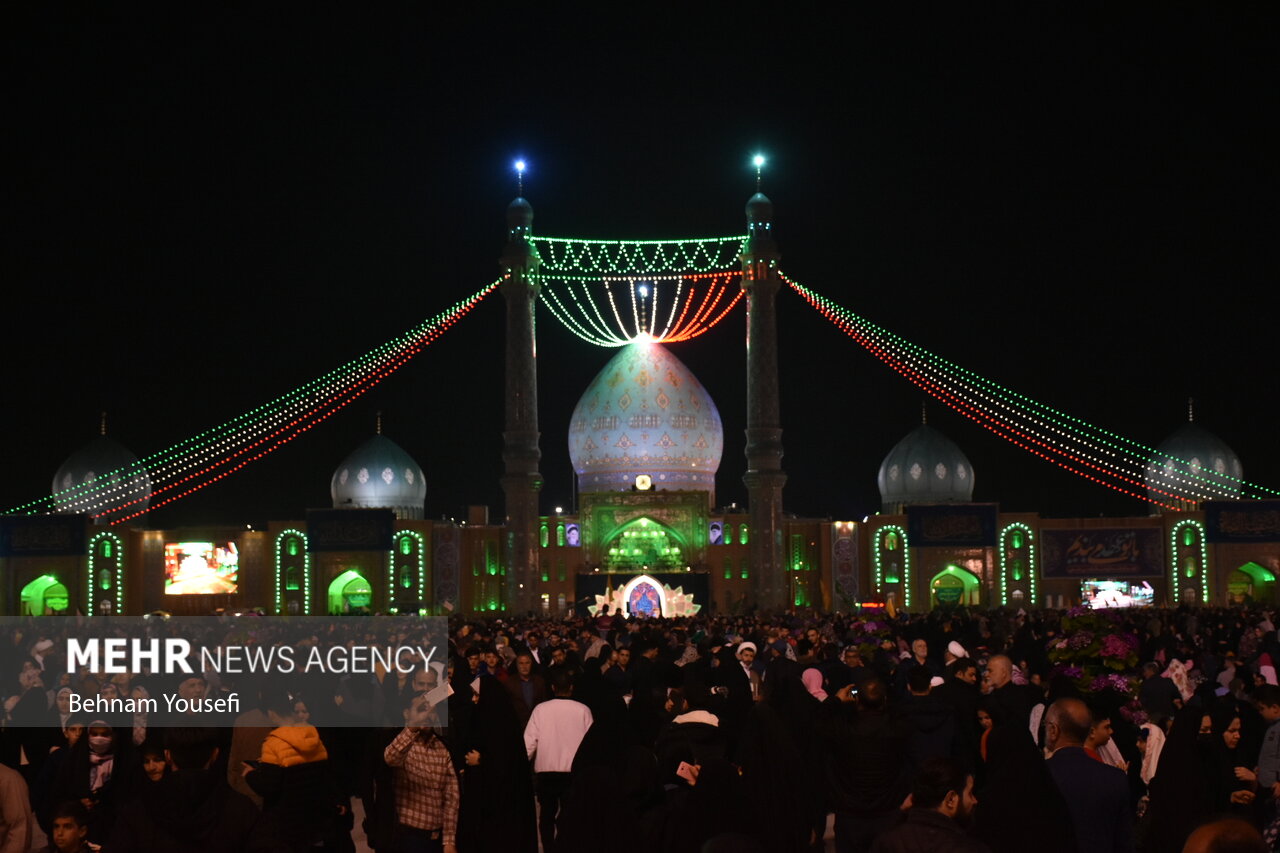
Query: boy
41 801 91 853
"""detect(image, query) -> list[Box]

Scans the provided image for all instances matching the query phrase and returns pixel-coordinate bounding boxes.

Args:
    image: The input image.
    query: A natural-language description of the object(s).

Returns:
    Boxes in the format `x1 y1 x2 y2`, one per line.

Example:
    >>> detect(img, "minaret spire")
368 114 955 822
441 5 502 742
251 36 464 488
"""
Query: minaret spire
499 162 543 613
740 156 787 609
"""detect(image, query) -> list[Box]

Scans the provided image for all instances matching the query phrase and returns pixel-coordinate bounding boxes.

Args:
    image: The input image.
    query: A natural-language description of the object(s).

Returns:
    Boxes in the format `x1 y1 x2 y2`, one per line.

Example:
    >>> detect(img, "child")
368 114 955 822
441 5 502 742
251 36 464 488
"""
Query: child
40 800 92 853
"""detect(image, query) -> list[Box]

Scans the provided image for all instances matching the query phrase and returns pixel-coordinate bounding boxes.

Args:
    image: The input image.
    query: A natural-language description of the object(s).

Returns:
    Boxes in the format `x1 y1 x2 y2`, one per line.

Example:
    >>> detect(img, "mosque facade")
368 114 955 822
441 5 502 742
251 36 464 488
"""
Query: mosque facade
5 195 1280 618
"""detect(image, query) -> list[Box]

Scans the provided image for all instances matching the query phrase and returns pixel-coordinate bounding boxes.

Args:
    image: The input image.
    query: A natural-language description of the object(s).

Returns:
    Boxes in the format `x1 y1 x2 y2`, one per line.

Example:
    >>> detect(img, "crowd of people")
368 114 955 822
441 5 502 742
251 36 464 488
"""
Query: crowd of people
0 605 1277 851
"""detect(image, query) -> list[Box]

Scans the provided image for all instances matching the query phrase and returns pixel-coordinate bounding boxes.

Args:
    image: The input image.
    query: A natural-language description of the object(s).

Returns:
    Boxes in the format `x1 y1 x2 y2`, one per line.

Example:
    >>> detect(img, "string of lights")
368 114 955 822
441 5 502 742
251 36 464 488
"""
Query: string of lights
539 273 742 346
786 274 1276 506
11 281 500 522
534 236 747 275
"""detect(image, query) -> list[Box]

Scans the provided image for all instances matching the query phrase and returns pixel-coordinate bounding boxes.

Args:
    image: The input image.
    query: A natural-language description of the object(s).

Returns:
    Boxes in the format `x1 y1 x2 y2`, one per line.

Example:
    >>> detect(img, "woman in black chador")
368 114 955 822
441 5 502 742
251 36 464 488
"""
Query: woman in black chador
456 678 536 851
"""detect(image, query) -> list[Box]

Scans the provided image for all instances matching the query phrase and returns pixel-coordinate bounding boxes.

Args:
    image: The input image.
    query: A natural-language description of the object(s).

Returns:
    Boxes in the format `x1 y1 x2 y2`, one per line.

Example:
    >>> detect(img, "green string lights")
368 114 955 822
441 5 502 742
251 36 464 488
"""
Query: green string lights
87 531 124 616
13 281 500 524
998 523 1036 607
534 236 746 275
788 273 1278 508
274 529 311 616
533 234 748 347
1169 519 1208 605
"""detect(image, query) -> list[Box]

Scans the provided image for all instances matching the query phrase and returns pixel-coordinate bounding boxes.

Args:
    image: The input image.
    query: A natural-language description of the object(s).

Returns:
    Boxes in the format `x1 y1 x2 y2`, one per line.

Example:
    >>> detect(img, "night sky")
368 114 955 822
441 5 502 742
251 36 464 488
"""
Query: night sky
6 8 1277 529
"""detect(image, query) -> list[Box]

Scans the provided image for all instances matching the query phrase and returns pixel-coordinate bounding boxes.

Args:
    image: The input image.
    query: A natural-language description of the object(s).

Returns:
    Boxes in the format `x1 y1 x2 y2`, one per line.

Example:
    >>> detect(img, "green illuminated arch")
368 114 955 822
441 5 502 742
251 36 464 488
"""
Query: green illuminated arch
328 569 372 615
601 517 686 572
21 575 69 616
1228 561 1276 604
930 565 980 609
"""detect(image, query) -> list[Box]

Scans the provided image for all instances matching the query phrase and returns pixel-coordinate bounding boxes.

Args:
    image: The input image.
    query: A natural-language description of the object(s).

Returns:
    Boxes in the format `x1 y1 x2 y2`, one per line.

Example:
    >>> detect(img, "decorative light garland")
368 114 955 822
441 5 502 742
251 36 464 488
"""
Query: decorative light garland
533 236 747 275
540 272 743 346
11 281 499 523
786 274 1275 508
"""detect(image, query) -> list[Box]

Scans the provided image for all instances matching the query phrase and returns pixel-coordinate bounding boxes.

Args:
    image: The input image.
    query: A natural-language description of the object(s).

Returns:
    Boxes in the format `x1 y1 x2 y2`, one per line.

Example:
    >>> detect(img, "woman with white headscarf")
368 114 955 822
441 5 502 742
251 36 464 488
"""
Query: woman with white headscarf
1138 721 1166 787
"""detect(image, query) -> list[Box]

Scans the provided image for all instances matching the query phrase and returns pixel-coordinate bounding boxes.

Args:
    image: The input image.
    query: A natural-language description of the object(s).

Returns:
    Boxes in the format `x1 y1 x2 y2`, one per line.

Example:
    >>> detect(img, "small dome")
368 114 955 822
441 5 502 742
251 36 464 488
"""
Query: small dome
568 341 722 500
878 424 975 512
331 434 426 520
52 435 151 524
506 196 534 231
745 191 773 221
1144 422 1242 507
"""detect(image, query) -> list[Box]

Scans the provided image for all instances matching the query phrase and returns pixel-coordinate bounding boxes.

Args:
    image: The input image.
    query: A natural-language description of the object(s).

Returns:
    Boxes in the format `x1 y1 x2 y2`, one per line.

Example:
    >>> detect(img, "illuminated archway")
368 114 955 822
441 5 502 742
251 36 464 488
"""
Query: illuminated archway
327 569 372 614
620 574 670 618
1228 561 1276 605
21 575 69 616
930 565 980 609
602 517 686 573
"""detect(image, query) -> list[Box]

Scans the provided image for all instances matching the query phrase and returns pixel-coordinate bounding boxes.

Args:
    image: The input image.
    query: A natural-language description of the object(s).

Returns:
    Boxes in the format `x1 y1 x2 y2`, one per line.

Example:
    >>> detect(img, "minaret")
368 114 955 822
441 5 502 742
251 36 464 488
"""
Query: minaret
740 177 787 609
499 188 543 614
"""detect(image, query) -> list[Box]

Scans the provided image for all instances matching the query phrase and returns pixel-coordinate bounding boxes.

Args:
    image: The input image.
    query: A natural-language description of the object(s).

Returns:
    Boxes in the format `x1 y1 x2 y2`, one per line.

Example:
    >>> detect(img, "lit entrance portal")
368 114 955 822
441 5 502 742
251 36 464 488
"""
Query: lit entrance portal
930 565 980 608
625 575 665 617
579 572 705 618
328 569 372 614
1228 561 1276 605
602 517 686 573
21 575 69 616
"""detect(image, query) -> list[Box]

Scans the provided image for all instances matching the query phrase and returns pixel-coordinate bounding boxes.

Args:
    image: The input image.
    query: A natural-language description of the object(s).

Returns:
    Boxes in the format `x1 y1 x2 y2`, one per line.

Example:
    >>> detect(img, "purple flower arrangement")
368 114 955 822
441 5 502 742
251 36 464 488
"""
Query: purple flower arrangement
1089 672 1137 694
1047 611 1142 694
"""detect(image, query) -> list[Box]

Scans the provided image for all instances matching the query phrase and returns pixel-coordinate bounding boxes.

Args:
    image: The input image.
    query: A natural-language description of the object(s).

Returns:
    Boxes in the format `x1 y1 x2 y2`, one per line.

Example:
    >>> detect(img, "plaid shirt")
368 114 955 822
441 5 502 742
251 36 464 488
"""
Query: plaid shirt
383 728 459 844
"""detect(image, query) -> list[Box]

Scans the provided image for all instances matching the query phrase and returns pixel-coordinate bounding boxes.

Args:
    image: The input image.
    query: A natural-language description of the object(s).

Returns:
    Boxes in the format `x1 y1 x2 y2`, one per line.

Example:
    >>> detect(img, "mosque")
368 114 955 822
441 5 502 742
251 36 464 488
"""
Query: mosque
4 193 1280 619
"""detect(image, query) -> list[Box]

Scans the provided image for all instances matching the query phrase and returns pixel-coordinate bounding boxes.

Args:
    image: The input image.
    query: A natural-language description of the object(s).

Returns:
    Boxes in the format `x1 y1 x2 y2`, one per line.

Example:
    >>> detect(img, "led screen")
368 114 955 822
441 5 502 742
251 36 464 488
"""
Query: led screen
1082 579 1154 609
164 541 239 595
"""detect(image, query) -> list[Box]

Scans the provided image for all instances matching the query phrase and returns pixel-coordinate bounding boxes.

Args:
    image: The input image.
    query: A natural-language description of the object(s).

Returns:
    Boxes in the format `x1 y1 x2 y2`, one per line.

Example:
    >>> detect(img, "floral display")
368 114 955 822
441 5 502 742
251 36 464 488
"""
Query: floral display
1048 609 1141 694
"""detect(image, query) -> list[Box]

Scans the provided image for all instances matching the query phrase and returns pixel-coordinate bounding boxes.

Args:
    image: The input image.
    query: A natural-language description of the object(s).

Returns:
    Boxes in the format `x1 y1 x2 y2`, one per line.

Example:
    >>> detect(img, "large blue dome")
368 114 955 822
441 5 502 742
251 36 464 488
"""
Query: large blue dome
878 424 975 512
1144 421 1243 508
52 435 151 524
331 434 426 520
568 341 722 500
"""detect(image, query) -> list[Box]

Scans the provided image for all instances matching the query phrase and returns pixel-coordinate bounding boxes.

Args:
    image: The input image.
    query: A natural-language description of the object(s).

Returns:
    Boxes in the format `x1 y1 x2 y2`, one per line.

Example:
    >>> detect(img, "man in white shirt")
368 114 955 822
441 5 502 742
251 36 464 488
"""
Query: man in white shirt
524 669 593 852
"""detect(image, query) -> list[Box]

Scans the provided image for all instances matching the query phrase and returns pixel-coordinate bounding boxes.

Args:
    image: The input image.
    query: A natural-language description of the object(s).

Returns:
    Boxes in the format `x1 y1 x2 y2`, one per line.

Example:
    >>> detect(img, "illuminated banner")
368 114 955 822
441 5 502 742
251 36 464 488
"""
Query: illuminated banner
0 515 87 557
832 522 859 603
433 524 460 612
907 505 997 546
306 509 395 552
1041 528 1165 577
1205 501 1280 542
